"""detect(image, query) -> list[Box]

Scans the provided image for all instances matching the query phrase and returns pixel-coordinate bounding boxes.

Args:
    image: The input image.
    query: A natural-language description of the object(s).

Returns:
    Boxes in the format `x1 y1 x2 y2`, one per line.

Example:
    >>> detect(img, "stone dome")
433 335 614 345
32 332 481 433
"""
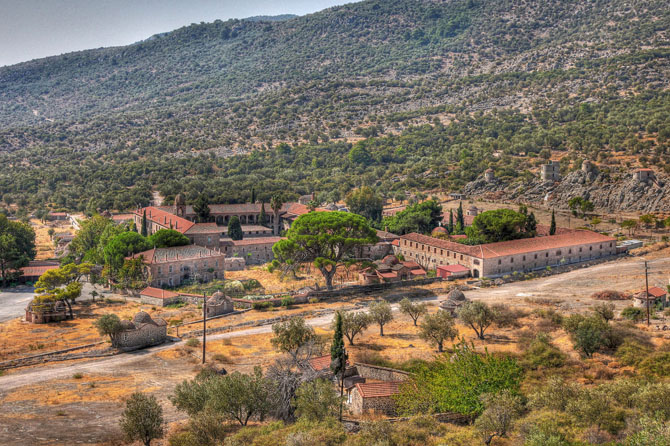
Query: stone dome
120 319 135 330
132 311 154 325
447 288 466 302
208 290 230 305
432 227 447 234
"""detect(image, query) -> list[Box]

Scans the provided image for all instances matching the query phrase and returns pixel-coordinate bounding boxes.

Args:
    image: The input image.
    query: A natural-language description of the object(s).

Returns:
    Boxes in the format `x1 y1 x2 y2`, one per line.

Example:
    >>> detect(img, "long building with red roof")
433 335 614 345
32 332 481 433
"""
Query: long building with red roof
398 229 617 278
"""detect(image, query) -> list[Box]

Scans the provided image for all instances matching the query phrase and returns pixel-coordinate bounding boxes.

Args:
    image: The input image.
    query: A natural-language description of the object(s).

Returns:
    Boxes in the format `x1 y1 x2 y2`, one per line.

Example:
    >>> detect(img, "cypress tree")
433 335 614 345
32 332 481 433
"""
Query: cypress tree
550 210 556 235
141 210 148 237
228 215 243 240
448 209 454 233
330 311 346 375
259 202 267 226
457 202 464 230
251 187 256 204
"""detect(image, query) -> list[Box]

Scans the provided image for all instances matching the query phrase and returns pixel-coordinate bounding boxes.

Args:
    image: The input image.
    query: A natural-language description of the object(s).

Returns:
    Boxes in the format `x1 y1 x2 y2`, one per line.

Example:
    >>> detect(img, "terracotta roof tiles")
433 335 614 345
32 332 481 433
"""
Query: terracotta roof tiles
355 381 403 398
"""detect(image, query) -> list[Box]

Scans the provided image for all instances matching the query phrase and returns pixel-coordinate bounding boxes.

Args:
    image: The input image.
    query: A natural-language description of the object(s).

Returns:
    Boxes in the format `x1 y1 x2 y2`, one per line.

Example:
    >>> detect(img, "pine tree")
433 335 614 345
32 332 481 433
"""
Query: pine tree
251 187 256 204
448 209 454 233
550 210 556 235
141 210 148 237
457 202 465 230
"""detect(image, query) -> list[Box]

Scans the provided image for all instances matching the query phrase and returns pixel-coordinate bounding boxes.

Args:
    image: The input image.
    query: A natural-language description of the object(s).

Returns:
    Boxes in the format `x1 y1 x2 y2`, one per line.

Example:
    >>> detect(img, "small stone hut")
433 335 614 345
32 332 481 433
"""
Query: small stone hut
25 300 68 324
116 311 167 351
206 291 234 317
440 288 469 315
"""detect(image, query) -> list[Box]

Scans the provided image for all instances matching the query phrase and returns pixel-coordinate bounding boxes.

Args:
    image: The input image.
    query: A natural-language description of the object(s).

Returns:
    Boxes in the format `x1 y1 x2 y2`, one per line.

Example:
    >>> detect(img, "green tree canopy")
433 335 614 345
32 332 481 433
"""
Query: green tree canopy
0 214 36 286
381 200 443 235
345 186 384 222
103 231 150 271
273 211 378 290
147 229 190 248
466 209 535 244
69 214 114 261
193 194 211 223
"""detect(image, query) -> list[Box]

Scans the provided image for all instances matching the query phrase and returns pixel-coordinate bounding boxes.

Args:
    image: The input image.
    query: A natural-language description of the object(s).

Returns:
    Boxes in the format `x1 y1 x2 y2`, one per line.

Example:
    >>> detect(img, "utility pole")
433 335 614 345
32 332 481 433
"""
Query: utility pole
644 261 650 326
202 293 207 364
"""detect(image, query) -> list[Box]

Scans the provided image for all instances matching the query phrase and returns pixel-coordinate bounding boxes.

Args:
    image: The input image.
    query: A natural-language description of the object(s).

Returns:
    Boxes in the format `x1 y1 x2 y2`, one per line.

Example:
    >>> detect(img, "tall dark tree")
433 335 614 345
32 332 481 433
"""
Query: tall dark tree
449 209 454 233
251 187 256 204
330 311 347 421
525 212 538 235
270 194 284 236
345 186 384 222
228 216 243 241
141 209 148 237
550 210 557 235
193 194 211 223
457 201 465 229
259 202 268 226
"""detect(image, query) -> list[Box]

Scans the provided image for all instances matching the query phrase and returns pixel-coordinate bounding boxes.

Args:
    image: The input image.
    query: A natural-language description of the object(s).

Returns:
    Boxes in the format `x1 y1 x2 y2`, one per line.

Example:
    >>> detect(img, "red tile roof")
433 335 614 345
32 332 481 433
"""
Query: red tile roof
20 264 59 277
184 223 223 234
130 245 223 264
111 213 134 222
401 230 616 260
638 286 667 298
355 381 403 398
137 206 194 233
391 239 399 246
228 237 284 246
437 264 470 273
308 355 332 372
140 287 180 299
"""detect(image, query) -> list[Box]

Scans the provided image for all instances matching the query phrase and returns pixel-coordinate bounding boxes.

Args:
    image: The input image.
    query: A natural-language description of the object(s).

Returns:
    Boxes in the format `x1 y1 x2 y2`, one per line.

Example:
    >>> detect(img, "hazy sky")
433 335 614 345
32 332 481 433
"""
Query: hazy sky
0 0 349 67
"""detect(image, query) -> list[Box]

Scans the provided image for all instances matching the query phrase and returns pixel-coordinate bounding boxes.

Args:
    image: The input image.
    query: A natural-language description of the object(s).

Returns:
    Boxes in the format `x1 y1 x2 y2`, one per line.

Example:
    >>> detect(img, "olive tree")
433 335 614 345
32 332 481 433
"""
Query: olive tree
369 301 393 336
419 310 458 352
399 298 428 326
120 392 164 446
339 311 370 346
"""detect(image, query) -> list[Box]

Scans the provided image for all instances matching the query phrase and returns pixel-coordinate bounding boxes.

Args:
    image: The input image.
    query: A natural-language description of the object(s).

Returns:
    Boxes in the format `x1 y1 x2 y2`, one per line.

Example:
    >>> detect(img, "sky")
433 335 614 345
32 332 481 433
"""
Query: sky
0 0 349 67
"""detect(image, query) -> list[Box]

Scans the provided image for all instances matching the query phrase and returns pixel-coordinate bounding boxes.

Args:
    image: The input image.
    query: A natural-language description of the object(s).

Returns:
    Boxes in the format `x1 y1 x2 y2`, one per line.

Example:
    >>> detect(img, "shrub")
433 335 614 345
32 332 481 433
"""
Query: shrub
281 296 295 308
72 372 84 379
185 338 201 348
308 297 319 304
522 333 566 370
616 339 652 367
639 352 670 377
622 306 645 321
252 301 272 311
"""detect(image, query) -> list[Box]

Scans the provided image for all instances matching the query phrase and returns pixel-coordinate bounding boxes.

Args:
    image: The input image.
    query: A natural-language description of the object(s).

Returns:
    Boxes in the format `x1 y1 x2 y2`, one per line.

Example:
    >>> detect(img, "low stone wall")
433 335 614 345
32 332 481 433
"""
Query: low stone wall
306 277 442 300
0 342 109 370
354 363 410 382
180 306 357 338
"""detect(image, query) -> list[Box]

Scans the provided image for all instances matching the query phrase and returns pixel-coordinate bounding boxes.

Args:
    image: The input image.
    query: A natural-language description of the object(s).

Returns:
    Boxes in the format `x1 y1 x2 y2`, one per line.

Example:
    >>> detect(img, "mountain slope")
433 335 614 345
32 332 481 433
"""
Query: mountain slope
0 0 669 213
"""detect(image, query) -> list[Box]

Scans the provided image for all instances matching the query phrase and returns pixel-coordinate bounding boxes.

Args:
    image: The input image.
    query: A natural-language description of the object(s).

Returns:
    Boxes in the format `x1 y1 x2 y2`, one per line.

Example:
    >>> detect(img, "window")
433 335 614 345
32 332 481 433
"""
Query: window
579 247 582 252
599 244 602 249
510 258 514 263
208 236 212 243
473 259 480 265
158 267 162 274
169 265 173 273
440 249 444 255
498 259 501 265
534 254 538 259
589 246 593 251
569 249 572 254
545 253 549 257
556 250 561 256
523 255 526 261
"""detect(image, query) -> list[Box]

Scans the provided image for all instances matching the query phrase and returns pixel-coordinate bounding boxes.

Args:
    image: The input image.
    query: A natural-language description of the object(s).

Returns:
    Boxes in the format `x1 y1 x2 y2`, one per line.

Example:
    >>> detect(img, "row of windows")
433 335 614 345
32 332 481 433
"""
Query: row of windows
158 261 220 274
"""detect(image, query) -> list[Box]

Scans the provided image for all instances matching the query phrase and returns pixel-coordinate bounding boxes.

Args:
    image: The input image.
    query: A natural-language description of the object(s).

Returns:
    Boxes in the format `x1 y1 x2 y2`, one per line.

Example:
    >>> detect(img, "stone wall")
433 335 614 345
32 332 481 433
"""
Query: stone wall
349 389 399 416
116 324 167 351
225 257 245 271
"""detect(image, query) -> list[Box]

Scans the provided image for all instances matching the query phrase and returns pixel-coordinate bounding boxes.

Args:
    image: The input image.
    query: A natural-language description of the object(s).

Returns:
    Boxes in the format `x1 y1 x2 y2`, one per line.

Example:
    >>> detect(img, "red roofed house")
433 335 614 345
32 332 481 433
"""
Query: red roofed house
345 363 410 416
437 263 471 279
633 286 667 308
359 255 426 285
19 261 59 283
398 230 617 279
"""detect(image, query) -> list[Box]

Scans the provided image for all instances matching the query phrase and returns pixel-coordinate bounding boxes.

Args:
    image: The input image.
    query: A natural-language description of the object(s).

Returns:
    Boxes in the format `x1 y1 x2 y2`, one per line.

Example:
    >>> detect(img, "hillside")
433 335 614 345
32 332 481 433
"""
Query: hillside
0 0 669 212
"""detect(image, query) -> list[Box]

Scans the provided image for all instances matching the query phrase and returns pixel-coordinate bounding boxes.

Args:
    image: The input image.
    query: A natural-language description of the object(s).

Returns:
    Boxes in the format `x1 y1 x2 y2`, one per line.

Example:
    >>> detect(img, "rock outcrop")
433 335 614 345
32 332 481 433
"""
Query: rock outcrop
463 169 670 213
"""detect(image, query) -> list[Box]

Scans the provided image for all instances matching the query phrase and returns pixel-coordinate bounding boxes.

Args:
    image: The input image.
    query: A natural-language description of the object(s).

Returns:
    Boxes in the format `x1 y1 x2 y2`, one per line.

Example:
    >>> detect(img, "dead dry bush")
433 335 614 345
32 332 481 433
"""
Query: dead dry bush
591 290 630 301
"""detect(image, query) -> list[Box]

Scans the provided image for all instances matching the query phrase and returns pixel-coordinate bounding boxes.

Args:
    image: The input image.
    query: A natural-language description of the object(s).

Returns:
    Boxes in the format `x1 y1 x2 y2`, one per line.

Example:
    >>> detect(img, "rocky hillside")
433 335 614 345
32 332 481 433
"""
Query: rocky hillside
464 167 670 213
0 0 669 212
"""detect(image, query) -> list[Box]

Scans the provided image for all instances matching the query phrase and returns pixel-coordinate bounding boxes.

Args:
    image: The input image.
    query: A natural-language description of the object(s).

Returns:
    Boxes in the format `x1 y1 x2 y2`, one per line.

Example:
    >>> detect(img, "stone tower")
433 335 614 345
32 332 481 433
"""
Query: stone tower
174 193 186 218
